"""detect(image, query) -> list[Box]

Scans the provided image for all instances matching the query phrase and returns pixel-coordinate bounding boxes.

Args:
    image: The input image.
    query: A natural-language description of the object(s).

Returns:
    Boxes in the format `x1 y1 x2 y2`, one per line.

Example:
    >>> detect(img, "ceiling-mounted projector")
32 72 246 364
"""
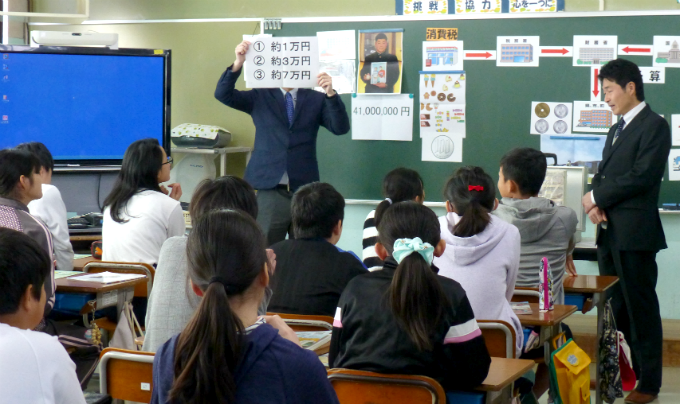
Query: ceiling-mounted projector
30 31 119 49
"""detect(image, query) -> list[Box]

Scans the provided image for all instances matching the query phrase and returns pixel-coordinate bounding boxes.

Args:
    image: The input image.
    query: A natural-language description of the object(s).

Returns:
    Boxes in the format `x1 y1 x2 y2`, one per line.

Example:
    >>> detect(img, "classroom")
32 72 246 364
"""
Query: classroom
0 1 679 404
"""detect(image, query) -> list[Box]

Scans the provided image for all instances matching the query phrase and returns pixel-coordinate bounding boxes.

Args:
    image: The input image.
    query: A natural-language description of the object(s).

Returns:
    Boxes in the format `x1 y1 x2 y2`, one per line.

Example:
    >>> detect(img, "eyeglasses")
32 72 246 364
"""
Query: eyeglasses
163 156 173 166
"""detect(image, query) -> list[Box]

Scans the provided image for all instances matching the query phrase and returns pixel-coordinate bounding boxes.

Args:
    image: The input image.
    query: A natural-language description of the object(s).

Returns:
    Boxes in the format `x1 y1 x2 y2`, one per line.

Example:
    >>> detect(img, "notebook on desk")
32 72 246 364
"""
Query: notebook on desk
70 271 145 284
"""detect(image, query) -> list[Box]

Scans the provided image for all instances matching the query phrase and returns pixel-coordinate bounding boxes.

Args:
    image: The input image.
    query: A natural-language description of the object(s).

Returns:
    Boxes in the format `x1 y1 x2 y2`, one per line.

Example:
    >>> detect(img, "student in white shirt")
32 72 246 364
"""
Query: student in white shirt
0 227 86 404
102 138 184 265
17 142 75 272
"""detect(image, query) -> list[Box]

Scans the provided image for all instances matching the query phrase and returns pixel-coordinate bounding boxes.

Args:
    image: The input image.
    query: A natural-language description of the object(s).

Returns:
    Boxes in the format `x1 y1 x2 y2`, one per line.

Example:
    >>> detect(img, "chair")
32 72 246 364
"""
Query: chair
512 288 540 303
327 368 447 404
99 347 154 403
84 261 155 348
478 319 517 359
266 312 334 332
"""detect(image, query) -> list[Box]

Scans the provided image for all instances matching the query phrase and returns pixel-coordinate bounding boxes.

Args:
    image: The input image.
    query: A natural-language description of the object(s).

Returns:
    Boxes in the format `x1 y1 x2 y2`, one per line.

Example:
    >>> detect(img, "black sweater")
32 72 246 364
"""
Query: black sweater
329 258 491 391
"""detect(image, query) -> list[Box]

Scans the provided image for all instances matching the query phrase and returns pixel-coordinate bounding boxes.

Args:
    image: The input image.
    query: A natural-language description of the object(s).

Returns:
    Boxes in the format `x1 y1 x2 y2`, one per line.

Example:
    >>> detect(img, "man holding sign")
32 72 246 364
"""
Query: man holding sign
215 40 350 245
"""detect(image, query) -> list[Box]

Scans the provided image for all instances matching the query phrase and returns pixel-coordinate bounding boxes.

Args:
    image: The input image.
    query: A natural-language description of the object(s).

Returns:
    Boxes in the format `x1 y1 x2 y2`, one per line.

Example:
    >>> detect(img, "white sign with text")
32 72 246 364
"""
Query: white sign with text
351 94 414 141
245 36 319 88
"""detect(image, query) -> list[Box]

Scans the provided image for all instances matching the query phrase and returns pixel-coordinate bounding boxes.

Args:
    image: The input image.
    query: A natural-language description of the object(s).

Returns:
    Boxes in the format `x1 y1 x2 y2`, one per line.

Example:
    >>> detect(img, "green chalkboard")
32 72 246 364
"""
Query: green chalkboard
267 14 680 204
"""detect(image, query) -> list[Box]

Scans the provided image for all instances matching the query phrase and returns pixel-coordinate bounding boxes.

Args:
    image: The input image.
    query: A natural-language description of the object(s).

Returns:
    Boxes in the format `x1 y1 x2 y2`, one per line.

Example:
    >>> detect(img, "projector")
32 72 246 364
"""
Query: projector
30 31 119 49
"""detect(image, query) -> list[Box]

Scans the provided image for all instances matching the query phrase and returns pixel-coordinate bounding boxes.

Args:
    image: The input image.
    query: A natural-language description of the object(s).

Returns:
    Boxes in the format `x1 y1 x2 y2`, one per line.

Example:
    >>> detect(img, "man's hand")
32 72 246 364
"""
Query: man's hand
588 206 607 224
566 255 577 277
582 191 596 214
317 73 336 96
363 73 371 81
233 40 250 72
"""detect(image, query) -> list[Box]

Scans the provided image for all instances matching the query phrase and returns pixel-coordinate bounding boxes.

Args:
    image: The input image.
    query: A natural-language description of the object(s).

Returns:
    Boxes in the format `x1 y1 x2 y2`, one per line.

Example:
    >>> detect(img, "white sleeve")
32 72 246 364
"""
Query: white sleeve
28 186 74 271
167 204 186 238
39 337 87 404
591 191 596 205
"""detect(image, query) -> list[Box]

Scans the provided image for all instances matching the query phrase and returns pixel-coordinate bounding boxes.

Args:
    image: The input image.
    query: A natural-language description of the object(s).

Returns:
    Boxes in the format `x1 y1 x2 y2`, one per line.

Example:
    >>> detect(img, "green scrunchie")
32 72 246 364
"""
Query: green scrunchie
392 237 434 265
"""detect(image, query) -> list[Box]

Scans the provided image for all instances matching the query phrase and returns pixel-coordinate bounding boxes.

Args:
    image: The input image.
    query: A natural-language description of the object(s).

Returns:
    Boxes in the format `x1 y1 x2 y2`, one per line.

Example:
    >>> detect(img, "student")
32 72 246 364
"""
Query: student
102 138 185 265
493 148 578 305
143 176 271 352
0 149 55 314
268 182 366 317
330 202 491 391
151 209 338 404
0 227 86 404
362 168 424 270
17 142 75 272
433 166 523 357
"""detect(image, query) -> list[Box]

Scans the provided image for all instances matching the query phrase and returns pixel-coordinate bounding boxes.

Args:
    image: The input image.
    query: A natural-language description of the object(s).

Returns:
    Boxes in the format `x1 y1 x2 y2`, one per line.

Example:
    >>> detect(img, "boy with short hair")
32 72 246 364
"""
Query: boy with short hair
17 142 75 272
268 182 367 316
493 147 578 304
0 227 86 404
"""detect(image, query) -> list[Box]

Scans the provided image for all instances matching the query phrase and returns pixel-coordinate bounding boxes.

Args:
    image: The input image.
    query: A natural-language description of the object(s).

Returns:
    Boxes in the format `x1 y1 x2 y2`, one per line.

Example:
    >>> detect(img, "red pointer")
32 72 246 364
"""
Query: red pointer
622 46 651 53
593 68 599 97
541 48 570 55
465 52 493 58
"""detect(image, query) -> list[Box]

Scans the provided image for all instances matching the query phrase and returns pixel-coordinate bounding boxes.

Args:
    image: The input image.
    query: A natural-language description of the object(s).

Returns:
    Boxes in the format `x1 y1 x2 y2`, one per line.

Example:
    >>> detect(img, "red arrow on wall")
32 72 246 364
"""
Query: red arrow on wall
465 52 493 58
622 46 651 53
541 48 570 55
593 69 599 97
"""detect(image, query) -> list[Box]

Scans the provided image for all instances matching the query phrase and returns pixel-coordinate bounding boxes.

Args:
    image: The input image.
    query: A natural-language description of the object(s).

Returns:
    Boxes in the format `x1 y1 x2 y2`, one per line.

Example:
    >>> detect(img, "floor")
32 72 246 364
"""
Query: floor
538 365 680 404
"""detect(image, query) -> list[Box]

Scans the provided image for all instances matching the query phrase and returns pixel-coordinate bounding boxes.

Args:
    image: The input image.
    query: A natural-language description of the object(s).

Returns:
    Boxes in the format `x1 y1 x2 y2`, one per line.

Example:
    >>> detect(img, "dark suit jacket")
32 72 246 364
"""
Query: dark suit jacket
214 66 350 191
268 238 367 317
593 104 671 251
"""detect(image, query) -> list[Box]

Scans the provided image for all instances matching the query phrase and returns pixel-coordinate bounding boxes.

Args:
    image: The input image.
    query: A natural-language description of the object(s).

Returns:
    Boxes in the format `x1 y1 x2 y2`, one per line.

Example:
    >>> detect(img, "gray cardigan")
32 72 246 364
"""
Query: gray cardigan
143 236 272 352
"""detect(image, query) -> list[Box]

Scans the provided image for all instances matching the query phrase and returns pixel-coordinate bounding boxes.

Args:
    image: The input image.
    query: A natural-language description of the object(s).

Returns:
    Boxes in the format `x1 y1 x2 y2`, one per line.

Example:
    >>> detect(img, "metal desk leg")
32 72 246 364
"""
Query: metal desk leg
595 292 604 404
220 153 227 177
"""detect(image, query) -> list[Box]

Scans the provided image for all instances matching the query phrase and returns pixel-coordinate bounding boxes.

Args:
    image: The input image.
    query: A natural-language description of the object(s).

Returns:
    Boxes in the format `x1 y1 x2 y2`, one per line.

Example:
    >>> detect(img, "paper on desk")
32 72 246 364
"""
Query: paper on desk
70 271 145 284
73 253 92 259
55 270 82 279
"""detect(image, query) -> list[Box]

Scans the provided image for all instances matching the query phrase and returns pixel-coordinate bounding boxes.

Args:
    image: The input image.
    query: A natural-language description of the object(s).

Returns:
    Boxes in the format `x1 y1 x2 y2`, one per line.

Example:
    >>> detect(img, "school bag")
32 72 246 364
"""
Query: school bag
549 336 591 404
598 299 623 403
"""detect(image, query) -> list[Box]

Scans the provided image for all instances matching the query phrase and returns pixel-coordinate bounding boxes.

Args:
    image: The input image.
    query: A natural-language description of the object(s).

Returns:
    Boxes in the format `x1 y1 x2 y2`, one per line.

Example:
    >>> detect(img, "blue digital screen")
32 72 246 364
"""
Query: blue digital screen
0 52 165 161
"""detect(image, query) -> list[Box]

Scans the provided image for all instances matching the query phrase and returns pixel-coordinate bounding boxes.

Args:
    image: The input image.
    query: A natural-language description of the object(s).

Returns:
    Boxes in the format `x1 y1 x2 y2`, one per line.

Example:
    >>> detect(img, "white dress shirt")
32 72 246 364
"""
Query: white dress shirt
28 184 74 271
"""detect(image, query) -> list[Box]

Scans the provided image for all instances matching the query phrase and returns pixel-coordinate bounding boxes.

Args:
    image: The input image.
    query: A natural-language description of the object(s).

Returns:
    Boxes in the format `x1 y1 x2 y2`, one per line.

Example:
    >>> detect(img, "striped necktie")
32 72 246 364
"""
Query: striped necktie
285 92 294 126
612 118 625 146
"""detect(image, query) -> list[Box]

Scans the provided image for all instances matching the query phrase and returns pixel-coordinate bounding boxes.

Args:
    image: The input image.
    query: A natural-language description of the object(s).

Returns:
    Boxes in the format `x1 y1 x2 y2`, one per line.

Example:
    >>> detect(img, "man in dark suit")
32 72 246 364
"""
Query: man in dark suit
582 59 670 404
215 40 350 245
359 33 400 93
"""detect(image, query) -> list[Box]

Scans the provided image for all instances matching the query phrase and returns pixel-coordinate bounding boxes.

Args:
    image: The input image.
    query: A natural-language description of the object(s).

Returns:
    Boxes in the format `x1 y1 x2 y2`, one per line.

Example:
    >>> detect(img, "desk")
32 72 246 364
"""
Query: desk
563 275 619 404
73 256 100 271
476 357 535 404
56 273 147 329
172 146 253 177
517 303 577 368
573 237 597 261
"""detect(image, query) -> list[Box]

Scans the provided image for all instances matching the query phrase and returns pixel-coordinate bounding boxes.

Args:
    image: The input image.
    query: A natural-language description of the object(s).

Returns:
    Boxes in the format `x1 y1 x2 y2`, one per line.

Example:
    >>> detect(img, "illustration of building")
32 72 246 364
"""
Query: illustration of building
500 44 533 63
657 40 680 63
578 109 612 128
578 47 615 64
425 46 458 67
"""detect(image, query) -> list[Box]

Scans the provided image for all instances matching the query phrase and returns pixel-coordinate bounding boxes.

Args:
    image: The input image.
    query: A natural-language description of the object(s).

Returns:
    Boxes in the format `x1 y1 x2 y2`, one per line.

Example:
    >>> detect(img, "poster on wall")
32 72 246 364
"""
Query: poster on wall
357 29 404 94
530 102 572 135
572 35 618 67
404 0 448 14
422 133 463 162
422 41 464 71
496 36 541 67
572 101 613 133
419 71 466 137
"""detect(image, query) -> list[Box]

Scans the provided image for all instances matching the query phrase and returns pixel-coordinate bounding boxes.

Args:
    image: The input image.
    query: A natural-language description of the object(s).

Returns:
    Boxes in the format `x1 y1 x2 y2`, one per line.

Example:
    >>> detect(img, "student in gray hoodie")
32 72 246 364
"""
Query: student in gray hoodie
493 148 578 305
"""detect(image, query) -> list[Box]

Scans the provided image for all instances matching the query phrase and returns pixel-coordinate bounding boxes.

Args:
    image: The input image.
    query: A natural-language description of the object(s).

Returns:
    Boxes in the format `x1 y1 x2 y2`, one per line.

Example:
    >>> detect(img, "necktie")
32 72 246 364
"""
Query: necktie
612 118 625 146
285 92 294 126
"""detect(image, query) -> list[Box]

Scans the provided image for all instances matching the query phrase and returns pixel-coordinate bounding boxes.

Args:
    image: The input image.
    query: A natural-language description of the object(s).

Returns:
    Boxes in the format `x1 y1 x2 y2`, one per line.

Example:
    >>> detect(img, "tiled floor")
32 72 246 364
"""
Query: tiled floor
538 365 680 404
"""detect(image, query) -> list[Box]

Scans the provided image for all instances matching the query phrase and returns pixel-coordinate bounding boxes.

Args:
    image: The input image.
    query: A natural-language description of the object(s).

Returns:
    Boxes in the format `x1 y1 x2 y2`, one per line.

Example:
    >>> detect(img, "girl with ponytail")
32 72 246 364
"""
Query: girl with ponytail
330 201 490 391
362 168 424 270
150 209 339 404
434 166 524 357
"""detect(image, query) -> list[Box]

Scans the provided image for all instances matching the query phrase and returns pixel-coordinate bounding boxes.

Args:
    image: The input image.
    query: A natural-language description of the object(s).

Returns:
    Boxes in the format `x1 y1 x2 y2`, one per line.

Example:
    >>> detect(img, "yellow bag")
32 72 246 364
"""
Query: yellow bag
549 338 591 404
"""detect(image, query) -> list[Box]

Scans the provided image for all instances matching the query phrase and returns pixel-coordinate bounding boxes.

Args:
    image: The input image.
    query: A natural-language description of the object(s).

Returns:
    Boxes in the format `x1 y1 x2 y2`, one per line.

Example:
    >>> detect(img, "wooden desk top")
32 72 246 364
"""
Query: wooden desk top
73 256 100 271
516 303 577 327
563 275 619 294
69 234 103 242
476 357 535 392
56 273 147 294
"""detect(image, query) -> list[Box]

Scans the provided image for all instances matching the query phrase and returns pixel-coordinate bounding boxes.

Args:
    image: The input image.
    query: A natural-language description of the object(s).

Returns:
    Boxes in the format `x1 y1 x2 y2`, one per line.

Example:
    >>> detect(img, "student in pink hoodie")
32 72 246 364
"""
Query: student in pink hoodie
433 166 523 357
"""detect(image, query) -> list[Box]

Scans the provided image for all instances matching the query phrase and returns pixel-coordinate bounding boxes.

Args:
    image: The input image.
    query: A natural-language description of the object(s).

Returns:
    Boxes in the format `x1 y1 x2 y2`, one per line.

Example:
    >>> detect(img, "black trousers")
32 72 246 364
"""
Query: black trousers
597 228 663 395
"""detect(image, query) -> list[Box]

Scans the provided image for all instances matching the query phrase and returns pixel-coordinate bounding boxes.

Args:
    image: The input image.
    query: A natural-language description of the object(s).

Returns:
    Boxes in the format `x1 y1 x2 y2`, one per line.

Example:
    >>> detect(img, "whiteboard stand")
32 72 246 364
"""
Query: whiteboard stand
171 146 253 177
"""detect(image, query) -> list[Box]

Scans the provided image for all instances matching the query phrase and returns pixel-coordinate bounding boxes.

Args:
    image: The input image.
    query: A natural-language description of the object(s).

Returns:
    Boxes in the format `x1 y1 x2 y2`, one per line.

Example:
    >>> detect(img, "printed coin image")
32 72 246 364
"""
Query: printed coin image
535 103 550 118
553 120 568 134
432 135 454 159
554 104 569 118
535 119 549 134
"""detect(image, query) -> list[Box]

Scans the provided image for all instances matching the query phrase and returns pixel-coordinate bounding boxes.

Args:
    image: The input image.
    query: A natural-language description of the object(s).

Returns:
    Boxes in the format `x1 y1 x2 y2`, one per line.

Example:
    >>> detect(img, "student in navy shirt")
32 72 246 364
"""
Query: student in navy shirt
151 209 338 404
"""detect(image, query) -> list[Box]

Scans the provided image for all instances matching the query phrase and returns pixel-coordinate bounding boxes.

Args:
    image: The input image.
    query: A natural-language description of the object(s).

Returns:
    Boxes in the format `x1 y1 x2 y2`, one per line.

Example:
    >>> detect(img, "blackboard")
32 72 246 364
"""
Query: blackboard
267 13 680 204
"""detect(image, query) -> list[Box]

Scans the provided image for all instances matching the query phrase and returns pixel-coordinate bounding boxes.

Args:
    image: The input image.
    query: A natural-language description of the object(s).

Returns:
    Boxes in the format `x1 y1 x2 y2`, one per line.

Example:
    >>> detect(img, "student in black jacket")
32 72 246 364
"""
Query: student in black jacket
268 182 367 317
330 202 491 391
